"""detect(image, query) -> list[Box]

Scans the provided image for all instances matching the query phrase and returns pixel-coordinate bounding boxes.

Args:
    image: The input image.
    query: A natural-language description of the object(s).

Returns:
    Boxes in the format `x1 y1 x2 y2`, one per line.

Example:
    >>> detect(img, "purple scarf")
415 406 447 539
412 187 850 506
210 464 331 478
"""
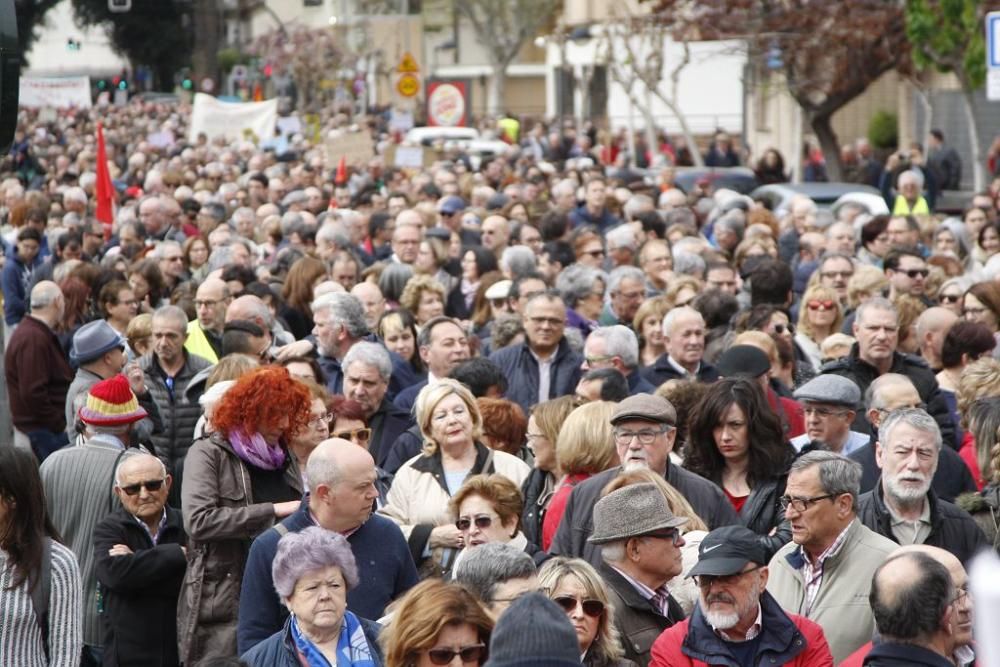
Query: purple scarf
228 428 286 471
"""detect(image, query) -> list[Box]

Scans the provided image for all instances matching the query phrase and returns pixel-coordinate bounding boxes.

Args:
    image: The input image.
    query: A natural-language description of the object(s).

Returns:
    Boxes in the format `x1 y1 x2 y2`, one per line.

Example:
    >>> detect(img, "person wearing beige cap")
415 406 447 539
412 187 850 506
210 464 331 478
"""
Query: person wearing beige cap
549 394 738 569
589 483 688 666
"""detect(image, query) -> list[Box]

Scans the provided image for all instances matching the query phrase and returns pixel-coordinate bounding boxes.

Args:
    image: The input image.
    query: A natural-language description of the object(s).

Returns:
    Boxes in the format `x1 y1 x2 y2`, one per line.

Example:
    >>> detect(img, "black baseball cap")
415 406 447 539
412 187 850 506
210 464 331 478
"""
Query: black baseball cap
716 345 771 379
687 526 768 578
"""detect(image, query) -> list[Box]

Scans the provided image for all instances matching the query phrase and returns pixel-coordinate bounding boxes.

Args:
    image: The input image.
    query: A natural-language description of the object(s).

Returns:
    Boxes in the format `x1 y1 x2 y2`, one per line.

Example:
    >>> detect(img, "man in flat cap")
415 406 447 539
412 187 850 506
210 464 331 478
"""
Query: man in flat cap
790 374 869 456
651 525 834 667
550 394 737 567
590 483 688 666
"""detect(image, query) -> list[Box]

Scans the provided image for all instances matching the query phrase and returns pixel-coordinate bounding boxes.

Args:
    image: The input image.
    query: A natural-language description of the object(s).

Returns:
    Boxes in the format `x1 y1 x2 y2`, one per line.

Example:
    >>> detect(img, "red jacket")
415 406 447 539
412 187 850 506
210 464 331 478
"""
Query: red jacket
650 592 833 667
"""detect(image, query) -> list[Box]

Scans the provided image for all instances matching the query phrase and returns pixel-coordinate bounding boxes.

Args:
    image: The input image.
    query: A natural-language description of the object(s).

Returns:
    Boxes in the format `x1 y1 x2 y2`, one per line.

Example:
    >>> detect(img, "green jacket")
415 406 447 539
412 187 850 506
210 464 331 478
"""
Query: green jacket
766 518 897 664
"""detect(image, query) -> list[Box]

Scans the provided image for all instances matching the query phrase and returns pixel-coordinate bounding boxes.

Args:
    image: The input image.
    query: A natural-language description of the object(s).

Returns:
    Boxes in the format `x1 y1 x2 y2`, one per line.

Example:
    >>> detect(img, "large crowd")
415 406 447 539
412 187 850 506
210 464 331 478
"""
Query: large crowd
0 99 998 667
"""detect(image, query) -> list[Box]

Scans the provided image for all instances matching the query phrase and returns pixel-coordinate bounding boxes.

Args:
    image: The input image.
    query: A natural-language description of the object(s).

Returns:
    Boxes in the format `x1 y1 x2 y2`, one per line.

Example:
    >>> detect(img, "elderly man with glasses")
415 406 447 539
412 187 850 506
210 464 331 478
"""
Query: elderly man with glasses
765 451 897 663
651 525 834 667
790 374 870 456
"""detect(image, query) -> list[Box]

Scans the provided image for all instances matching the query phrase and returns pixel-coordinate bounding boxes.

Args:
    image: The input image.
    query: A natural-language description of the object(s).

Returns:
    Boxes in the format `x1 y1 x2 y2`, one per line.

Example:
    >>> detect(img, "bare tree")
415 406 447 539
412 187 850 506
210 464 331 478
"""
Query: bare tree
455 0 560 115
248 26 349 111
600 9 705 167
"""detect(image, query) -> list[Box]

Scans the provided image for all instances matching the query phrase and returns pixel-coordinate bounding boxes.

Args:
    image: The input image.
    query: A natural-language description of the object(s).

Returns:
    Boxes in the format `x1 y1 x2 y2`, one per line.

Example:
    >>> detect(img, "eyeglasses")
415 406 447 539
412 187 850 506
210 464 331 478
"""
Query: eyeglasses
526 316 565 327
613 426 669 445
640 528 684 547
820 270 853 280
940 293 962 304
903 268 929 279
585 354 615 365
309 413 332 428
553 595 605 618
802 406 848 418
194 299 222 308
779 493 836 512
807 300 836 311
694 565 763 588
120 479 166 496
332 427 371 444
426 644 487 666
456 514 495 531
772 323 794 335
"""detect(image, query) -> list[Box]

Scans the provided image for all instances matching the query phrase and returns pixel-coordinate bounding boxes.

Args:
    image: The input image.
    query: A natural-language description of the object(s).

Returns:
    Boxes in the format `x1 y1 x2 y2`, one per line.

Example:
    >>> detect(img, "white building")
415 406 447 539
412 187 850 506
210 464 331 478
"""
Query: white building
24 0 127 78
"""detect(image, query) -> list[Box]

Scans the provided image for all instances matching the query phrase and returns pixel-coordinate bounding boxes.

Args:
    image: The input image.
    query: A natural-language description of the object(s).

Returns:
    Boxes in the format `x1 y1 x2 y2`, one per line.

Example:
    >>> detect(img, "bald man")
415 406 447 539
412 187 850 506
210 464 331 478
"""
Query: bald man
915 307 958 373
840 544 972 667
186 277 232 363
94 452 187 666
226 294 294 347
351 282 386 330
5 281 73 460
237 440 418 653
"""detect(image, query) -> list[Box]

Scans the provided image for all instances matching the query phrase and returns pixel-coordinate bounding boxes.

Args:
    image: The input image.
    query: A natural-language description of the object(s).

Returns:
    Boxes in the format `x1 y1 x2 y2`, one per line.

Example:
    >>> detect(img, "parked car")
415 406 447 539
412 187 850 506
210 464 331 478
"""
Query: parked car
750 182 884 216
404 126 480 147
673 167 760 195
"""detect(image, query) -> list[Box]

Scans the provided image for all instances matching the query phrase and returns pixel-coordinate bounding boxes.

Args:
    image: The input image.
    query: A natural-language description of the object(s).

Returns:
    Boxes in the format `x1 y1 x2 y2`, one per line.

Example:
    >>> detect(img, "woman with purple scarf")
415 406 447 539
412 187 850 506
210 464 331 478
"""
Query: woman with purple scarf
178 366 313 665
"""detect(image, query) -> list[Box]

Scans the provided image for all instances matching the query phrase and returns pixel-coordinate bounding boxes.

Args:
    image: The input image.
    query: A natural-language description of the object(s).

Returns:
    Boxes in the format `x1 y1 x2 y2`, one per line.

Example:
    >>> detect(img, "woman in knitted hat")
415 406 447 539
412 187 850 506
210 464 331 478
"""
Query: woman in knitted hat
177 366 312 665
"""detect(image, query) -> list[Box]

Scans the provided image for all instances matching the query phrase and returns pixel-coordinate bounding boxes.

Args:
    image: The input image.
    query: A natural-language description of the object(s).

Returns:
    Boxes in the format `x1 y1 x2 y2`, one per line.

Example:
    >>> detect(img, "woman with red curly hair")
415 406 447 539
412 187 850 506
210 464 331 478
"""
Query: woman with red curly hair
178 366 312 665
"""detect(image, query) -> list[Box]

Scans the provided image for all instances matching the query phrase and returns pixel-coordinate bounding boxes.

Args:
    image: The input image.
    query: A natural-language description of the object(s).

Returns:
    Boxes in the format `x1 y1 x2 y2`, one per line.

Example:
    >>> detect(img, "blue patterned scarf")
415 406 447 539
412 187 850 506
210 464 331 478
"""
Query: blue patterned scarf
290 610 376 667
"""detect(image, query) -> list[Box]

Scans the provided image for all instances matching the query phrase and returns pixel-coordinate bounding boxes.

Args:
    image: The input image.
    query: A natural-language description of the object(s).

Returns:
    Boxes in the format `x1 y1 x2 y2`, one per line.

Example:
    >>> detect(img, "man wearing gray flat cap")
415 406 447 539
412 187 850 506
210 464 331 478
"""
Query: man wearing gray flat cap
590 483 688 666
550 394 738 568
790 374 868 456
65 319 161 442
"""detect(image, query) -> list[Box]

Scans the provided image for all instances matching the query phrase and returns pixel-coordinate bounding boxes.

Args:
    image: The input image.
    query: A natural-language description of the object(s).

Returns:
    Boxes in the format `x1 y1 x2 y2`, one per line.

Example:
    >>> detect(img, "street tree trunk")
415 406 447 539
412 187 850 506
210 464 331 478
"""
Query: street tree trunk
488 61 505 116
958 79 984 192
191 0 222 91
811 111 842 181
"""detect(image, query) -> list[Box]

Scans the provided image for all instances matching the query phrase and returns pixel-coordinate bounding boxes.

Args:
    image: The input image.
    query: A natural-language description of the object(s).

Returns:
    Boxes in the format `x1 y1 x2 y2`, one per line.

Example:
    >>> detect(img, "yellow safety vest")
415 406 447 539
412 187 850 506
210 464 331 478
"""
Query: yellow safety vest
498 117 520 143
892 195 930 216
185 319 219 364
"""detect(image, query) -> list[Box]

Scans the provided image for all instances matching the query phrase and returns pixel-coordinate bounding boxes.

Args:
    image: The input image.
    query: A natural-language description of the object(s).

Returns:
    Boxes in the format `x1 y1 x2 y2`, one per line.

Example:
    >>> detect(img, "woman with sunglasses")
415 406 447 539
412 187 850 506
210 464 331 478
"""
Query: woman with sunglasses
0 446 83 666
684 377 795 560
937 277 969 317
379 380 530 577
381 579 493 667
242 527 384 667
328 395 394 503
448 474 541 574
538 558 635 667
794 285 844 372
179 366 311 665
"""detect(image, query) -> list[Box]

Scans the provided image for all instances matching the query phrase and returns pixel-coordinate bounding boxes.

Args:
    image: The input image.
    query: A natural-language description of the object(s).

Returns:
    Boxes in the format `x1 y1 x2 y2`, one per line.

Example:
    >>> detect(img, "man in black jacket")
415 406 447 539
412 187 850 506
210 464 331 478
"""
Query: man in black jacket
856 408 988 567
821 297 956 447
93 452 187 667
550 394 738 567
641 306 719 387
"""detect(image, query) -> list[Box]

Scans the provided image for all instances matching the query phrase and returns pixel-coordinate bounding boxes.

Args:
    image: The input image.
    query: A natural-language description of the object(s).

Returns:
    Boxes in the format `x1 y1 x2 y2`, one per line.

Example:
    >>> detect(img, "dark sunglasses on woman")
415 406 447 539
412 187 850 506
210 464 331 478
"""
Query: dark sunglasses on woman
426 644 487 665
553 595 605 618
455 514 493 531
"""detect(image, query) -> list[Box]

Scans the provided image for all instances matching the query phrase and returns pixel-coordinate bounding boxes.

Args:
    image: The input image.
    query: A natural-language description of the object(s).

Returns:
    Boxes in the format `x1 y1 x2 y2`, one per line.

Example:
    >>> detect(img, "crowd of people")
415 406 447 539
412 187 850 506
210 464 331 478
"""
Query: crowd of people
1 98 999 667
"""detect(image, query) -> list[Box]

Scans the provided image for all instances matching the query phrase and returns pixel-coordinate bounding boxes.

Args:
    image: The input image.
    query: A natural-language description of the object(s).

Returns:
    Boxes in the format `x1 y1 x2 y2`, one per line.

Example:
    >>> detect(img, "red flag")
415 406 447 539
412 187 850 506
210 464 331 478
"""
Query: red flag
95 122 115 241
335 156 347 185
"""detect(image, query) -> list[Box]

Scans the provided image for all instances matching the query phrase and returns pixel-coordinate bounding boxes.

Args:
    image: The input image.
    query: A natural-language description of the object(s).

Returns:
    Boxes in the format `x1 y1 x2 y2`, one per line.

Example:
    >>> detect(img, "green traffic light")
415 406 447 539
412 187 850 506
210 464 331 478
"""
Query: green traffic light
182 79 193 90
118 80 127 90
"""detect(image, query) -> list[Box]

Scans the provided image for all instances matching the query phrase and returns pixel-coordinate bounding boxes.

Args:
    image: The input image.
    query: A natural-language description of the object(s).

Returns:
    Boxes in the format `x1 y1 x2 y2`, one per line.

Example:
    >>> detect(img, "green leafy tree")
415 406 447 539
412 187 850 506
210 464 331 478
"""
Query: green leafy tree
14 0 62 67
905 0 1000 190
70 0 197 90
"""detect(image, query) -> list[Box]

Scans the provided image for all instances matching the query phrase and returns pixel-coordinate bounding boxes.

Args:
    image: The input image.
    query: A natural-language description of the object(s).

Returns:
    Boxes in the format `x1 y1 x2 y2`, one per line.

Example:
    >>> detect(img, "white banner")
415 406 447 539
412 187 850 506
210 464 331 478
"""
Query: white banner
19 76 92 109
188 93 277 145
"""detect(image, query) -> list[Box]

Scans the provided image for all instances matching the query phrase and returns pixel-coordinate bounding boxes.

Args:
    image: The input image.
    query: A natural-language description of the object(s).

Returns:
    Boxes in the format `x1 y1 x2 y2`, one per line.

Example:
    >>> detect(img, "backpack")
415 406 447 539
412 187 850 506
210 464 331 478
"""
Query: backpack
29 538 53 660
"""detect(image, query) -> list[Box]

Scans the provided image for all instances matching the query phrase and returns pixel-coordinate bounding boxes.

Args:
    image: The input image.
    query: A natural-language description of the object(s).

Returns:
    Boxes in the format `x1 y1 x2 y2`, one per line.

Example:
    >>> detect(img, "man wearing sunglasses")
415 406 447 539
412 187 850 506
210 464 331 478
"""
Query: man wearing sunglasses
651 525 833 667
884 247 933 306
93 452 187 667
589 483 688 666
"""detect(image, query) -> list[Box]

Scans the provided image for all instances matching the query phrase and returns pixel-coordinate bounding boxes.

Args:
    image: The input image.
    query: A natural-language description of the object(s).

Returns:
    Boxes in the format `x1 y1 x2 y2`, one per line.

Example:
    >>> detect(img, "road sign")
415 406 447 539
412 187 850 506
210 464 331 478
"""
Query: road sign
396 73 420 98
988 12 1000 101
398 52 419 73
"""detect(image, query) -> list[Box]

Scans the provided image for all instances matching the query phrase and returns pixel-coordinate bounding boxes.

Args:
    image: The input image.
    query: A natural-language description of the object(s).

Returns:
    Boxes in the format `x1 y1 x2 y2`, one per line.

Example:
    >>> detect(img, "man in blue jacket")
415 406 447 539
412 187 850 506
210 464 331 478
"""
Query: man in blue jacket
489 292 583 414
2 226 42 335
237 439 418 654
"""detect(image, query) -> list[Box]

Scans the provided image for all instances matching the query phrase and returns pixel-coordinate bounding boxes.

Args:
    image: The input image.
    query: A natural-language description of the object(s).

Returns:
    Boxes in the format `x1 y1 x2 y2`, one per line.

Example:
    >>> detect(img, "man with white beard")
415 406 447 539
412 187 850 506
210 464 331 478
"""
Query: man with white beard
650 526 834 667
549 394 737 568
856 408 988 567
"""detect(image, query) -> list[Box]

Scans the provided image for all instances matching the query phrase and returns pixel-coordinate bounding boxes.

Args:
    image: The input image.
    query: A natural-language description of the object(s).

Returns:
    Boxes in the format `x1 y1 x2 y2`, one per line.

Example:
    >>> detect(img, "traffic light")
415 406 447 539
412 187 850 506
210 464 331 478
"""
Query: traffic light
66 38 81 51
118 79 128 91
182 77 193 90
97 79 108 90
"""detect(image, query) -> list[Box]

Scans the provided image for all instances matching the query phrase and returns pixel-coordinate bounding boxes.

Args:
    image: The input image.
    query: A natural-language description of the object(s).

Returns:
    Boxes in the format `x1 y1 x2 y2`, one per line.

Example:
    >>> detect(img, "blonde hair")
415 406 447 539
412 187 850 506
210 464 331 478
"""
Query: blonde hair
632 295 670 335
537 558 624 664
796 285 844 342
399 274 446 316
555 401 618 476
847 264 889 310
663 276 701 309
414 379 483 455
530 395 580 445
956 358 1000 429
601 468 709 532
733 330 779 369
820 333 855 359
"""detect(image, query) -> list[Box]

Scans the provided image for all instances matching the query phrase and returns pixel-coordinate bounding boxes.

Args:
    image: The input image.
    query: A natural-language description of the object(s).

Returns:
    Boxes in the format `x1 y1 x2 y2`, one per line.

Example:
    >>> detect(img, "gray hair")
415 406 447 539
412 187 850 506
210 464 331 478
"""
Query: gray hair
555 264 606 308
551 179 576 200
341 341 392 382
865 373 916 411
310 293 369 338
113 451 167 487
152 240 182 260
714 209 746 239
855 296 898 325
878 407 942 451
662 305 703 338
454 542 537 605
789 450 863 510
207 244 237 273
600 541 626 564
30 281 63 309
279 211 305 235
898 169 924 190
271 526 359 600
622 194 654 222
378 263 414 302
316 221 350 249
672 250 706 279
152 305 189 332
606 225 637 251
590 325 639 369
607 265 645 295
501 246 538 280
416 316 465 348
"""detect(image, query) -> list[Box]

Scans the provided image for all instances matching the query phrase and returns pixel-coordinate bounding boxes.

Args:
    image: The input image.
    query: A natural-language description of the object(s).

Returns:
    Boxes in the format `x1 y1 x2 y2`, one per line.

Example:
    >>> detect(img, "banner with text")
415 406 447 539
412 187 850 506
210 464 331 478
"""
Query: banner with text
188 93 278 144
20 77 92 109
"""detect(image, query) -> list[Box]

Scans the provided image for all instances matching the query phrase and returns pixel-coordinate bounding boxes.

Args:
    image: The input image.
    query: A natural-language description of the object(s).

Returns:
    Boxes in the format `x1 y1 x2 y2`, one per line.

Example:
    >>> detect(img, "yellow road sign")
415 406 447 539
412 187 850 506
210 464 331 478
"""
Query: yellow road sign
397 73 420 97
399 52 419 73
